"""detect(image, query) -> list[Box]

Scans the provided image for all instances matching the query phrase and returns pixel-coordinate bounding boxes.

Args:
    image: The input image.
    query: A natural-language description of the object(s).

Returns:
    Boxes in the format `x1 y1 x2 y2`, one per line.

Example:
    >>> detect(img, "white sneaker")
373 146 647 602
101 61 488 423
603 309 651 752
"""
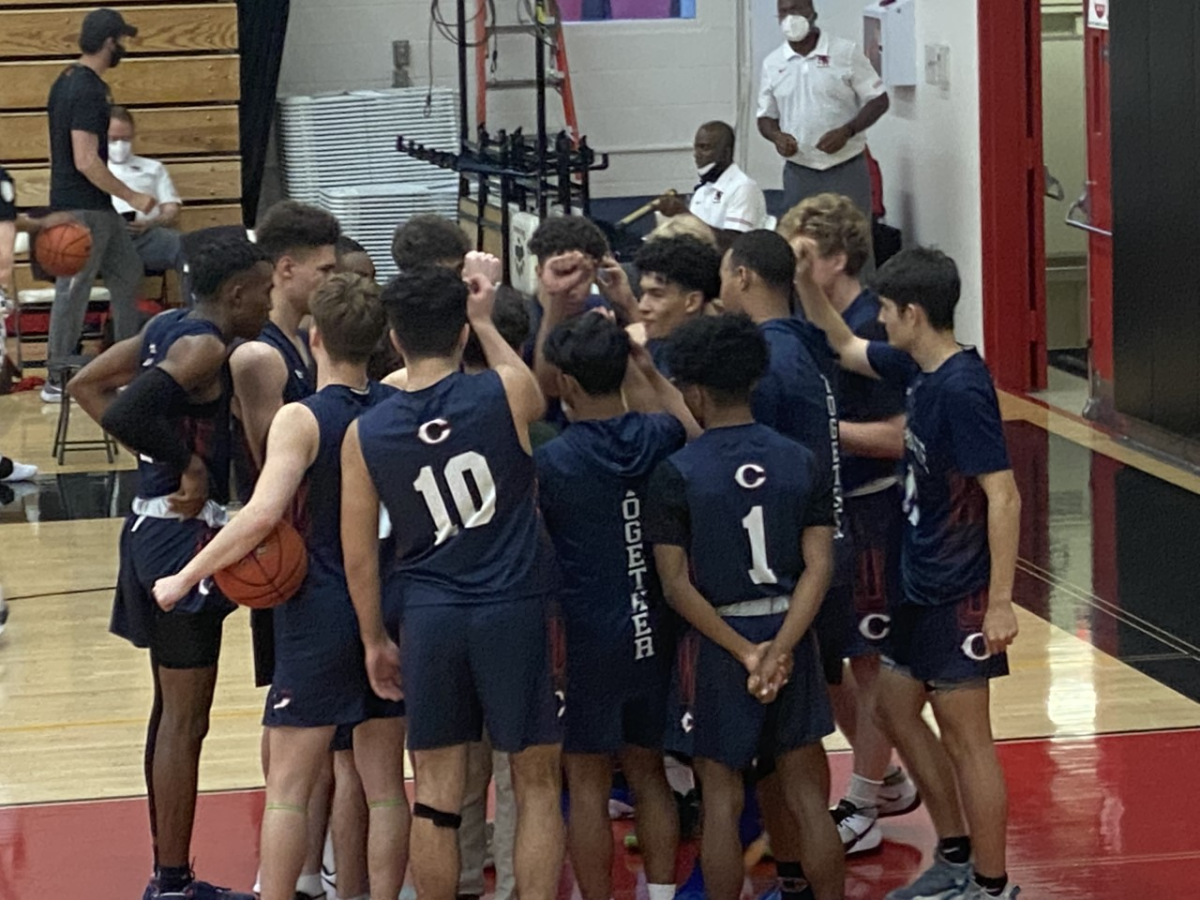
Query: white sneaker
40 384 63 403
878 767 922 818
1 460 38 483
963 882 1021 900
832 800 883 855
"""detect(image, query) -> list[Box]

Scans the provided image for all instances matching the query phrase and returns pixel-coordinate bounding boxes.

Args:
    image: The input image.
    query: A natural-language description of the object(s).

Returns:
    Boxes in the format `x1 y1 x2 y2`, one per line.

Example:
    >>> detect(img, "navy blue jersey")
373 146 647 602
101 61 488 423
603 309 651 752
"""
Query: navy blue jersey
233 322 317 502
536 413 687 659
358 369 544 607
645 423 834 607
135 310 231 502
752 317 842 510
866 344 1011 606
839 290 907 492
296 382 396 584
645 338 671 377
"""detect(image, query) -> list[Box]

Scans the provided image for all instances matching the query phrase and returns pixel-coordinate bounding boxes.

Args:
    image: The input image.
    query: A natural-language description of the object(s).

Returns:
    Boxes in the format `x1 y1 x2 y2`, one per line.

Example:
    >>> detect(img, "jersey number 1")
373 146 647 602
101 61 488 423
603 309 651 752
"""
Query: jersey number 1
742 506 778 585
413 451 497 545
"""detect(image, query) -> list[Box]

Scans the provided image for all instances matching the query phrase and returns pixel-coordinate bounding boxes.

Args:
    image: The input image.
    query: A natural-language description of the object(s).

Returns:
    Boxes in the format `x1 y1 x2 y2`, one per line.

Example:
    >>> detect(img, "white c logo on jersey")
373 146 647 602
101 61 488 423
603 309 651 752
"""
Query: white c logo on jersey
735 464 767 490
859 613 891 641
961 632 991 662
418 418 452 445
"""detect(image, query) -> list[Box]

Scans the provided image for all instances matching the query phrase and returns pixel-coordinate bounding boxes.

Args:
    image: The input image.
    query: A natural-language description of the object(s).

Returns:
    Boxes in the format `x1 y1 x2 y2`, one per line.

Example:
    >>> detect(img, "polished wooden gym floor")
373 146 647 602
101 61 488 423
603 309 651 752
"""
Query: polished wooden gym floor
3 382 1200 898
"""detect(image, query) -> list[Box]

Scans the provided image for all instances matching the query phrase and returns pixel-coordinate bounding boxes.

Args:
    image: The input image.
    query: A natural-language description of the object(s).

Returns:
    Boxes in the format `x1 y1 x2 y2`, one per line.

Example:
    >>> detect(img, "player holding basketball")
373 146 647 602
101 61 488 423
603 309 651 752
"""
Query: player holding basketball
232 200 340 900
793 243 1021 900
152 273 409 900
646 314 843 900
67 230 273 900
342 266 563 900
779 194 919 853
535 312 698 900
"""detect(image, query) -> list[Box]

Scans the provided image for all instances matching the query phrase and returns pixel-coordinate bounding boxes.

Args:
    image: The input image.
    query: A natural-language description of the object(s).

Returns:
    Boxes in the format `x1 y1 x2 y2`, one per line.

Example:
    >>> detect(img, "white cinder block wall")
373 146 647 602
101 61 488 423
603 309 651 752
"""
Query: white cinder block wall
277 0 985 348
277 0 741 200
801 1 985 349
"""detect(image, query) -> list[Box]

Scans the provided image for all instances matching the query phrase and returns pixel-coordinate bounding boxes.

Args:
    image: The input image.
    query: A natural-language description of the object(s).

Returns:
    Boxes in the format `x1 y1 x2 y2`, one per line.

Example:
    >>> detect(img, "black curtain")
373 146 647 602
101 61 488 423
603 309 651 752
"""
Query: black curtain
1111 1 1200 436
237 0 291 226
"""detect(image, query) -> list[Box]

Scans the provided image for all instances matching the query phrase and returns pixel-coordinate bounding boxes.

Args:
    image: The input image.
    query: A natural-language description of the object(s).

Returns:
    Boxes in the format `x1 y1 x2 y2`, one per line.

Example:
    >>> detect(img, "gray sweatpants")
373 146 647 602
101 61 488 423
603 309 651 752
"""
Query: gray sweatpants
458 737 516 900
47 208 141 380
782 153 876 279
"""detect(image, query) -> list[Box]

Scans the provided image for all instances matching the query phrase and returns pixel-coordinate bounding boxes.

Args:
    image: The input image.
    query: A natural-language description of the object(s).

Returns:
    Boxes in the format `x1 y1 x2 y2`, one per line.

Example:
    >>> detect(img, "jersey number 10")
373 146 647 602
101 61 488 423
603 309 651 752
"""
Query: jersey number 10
742 506 779 585
413 451 497 545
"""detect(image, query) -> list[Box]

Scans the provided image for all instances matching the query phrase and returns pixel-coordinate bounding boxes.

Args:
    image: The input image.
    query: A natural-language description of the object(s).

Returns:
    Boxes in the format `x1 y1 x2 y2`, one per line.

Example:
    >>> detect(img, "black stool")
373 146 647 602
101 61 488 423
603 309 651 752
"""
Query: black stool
52 356 118 465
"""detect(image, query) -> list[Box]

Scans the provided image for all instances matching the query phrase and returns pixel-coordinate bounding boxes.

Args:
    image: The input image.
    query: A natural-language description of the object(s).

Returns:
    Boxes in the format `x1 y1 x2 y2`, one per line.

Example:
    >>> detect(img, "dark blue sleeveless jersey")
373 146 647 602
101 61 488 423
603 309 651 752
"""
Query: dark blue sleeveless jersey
357 369 543 607
839 290 907 492
752 317 842 512
233 322 317 502
535 413 686 648
645 423 834 608
866 344 1011 606
135 310 231 503
274 382 396 643
645 338 671 377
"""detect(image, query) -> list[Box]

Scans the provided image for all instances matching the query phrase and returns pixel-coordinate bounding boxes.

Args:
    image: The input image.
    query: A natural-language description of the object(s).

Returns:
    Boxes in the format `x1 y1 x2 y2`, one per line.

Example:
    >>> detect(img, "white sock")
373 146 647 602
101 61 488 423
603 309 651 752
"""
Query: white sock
295 872 324 896
253 870 261 895
846 773 883 811
648 884 676 900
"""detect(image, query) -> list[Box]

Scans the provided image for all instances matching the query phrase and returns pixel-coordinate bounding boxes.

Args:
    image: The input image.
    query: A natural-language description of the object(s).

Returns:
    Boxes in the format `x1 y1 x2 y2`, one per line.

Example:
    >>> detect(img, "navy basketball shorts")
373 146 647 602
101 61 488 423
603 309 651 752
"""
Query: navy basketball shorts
111 515 234 670
250 608 275 688
692 614 834 771
886 589 1010 688
400 597 561 753
663 628 701 760
842 485 904 659
562 632 670 756
814 584 854 685
264 581 405 731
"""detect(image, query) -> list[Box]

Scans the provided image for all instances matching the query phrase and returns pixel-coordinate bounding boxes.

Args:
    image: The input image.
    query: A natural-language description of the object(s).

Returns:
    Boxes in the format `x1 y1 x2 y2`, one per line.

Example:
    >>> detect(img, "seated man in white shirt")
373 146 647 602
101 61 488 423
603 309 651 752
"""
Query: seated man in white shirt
55 105 189 313
757 0 889 219
658 121 767 251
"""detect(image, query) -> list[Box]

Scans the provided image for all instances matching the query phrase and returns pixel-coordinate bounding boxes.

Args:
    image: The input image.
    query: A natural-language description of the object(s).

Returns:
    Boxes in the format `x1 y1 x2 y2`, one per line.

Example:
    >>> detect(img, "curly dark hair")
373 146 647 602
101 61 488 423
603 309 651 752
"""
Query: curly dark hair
665 313 768 405
543 313 631 397
527 215 609 262
391 214 471 271
462 286 534 368
635 235 723 301
189 229 271 302
255 201 341 261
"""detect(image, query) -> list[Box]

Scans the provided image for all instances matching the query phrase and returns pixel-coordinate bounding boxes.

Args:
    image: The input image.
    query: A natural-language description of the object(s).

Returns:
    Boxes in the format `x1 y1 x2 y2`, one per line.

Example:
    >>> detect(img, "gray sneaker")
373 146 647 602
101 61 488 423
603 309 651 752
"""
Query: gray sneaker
962 883 1021 900
885 854 973 900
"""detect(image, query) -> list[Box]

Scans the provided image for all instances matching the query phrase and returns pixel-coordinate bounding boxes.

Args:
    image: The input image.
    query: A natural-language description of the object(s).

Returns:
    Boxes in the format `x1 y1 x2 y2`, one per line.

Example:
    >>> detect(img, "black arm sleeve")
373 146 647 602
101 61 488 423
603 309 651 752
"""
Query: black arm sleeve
100 368 193 471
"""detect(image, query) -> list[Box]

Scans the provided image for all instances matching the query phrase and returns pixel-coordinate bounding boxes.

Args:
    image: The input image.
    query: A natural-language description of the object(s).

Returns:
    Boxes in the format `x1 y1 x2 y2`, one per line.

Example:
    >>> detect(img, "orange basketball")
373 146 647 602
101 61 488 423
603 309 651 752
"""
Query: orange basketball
34 222 93 278
214 520 308 609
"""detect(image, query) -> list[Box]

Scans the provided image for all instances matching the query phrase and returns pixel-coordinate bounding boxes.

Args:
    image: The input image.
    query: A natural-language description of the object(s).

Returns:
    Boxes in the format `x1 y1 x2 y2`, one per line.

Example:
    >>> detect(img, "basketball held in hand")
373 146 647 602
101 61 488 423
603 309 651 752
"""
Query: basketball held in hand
214 520 309 609
34 222 93 278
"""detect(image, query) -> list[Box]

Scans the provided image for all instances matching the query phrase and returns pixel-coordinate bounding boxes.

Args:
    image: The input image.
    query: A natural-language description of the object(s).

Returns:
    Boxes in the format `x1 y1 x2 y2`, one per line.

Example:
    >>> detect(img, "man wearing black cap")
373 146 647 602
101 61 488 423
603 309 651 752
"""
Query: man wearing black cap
42 7 157 402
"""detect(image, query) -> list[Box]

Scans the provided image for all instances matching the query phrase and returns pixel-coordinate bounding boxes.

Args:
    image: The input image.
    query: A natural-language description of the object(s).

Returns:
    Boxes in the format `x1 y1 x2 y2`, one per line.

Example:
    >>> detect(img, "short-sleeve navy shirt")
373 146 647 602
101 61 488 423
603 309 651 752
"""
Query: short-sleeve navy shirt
866 344 1011 606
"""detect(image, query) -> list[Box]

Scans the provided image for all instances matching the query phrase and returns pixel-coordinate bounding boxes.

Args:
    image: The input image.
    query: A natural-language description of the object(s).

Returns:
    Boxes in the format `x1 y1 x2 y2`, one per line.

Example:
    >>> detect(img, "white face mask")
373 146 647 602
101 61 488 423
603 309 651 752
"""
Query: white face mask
108 140 132 164
781 14 812 43
697 162 717 178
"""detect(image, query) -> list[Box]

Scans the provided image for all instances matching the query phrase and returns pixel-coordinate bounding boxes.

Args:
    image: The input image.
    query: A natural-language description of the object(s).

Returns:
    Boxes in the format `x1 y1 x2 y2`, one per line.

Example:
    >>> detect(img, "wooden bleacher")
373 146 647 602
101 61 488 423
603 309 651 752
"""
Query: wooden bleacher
0 1 244 365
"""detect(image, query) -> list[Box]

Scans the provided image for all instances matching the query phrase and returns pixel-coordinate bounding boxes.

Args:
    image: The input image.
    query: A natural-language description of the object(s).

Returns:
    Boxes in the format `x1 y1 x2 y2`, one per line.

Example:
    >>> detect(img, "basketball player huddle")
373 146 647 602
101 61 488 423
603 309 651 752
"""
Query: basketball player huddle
68 195 1022 900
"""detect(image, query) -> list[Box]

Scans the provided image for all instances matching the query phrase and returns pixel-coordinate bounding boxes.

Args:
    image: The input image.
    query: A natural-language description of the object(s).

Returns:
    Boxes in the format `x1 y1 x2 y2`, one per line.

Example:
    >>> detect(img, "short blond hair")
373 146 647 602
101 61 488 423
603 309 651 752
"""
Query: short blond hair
648 213 719 248
777 193 872 278
310 272 387 365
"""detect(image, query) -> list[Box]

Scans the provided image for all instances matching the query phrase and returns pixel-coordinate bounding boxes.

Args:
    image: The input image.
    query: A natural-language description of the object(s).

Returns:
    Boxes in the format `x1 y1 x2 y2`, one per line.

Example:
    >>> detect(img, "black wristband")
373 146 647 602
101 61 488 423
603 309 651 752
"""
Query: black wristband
101 367 194 472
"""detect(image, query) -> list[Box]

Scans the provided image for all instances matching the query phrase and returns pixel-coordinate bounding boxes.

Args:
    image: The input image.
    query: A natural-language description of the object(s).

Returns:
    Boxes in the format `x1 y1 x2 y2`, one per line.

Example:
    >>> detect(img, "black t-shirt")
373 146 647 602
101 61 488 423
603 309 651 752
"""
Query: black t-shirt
0 166 15 223
47 64 113 212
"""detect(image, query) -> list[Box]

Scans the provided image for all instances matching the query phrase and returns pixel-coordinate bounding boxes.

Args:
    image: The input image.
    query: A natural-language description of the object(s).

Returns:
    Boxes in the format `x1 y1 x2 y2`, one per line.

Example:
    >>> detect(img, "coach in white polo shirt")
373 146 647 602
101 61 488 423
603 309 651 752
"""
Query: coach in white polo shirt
658 121 767 250
757 0 889 219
